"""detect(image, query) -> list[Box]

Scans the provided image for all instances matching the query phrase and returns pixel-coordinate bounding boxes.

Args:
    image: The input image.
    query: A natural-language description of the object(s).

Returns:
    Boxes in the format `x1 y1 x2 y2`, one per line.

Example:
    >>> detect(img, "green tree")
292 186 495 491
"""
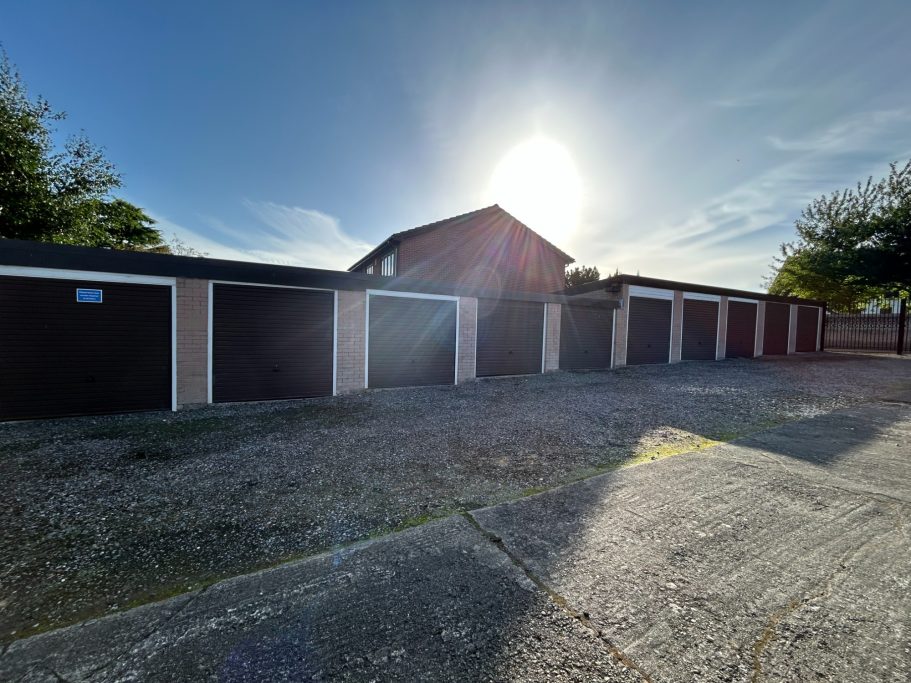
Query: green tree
767 159 910 310
564 264 600 288
765 248 878 311
0 48 164 249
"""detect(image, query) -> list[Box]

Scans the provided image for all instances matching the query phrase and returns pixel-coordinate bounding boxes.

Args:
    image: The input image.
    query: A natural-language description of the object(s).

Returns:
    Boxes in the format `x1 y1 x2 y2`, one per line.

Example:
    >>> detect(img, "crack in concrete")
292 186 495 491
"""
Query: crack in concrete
726 446 911 507
463 511 654 683
891 502 908 540
84 584 210 682
748 525 896 682
47 666 70 683
749 594 804 683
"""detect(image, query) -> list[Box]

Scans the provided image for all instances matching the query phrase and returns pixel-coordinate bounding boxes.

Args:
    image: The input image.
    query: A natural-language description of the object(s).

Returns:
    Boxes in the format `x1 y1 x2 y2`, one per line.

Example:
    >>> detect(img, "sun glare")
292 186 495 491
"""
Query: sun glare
486 137 582 247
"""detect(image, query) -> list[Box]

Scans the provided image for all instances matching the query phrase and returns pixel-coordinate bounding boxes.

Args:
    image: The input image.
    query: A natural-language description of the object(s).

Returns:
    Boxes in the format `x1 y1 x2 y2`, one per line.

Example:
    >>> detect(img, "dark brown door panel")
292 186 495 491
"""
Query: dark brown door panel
368 295 456 388
627 296 672 365
681 299 718 361
725 301 757 358
796 306 819 352
476 299 544 376
763 302 790 355
213 284 334 402
560 305 612 370
0 276 171 420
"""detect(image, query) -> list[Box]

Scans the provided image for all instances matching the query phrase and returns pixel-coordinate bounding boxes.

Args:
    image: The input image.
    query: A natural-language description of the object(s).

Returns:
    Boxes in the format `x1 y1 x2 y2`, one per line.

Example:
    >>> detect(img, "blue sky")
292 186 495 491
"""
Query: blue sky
5 1 910 289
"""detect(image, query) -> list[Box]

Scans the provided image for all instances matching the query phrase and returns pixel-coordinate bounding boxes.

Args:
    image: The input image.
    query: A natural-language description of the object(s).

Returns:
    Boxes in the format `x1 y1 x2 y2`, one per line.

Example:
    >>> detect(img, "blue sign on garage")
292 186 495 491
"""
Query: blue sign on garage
76 288 103 303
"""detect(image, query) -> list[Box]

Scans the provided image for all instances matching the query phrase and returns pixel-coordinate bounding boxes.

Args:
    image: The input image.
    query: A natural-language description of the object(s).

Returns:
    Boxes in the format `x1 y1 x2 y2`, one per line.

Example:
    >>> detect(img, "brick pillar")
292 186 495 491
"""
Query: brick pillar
544 303 561 371
613 284 629 367
787 304 798 354
716 296 729 360
457 297 477 383
670 291 684 363
176 278 208 408
754 301 766 357
336 290 366 393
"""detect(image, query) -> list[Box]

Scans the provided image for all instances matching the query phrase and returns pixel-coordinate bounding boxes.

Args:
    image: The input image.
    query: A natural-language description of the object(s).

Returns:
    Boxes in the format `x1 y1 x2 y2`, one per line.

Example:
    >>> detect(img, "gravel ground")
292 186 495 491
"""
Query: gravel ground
1 352 909 644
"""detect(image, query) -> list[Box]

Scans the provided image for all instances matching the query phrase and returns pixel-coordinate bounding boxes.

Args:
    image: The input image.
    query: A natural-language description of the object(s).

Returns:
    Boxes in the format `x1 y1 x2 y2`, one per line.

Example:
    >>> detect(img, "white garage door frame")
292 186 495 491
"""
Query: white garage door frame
365 289 460 388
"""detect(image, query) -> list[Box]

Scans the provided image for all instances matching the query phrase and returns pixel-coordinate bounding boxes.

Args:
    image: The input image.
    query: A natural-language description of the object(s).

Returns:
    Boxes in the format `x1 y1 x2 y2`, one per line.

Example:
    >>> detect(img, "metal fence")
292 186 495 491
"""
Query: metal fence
825 300 909 354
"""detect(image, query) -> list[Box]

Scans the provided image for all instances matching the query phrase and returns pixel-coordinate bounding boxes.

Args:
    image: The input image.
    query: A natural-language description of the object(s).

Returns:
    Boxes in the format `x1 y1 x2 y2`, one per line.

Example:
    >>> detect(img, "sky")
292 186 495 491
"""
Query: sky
4 0 911 290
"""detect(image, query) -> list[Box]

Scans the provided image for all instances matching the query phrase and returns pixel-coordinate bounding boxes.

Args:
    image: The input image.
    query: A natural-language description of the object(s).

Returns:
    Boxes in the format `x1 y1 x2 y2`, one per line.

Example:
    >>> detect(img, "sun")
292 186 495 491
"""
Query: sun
485 137 582 247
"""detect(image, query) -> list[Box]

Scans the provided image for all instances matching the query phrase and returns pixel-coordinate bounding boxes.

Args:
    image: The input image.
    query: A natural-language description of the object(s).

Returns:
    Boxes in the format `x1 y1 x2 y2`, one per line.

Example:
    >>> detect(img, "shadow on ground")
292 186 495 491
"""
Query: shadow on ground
1 352 910 673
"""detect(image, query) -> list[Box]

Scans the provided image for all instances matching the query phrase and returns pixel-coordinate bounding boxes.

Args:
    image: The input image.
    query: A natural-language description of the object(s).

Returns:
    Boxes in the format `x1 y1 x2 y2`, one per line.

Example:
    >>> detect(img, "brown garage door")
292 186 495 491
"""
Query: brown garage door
560 305 613 370
0 275 172 420
368 294 456 388
725 301 757 358
626 296 672 365
763 302 790 355
476 299 544 376
796 306 819 352
681 298 718 361
212 284 334 402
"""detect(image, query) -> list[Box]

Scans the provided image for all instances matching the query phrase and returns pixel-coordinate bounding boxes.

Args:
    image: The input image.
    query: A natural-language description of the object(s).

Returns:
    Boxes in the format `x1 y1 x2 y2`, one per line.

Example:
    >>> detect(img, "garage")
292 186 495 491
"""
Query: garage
681 295 719 361
725 299 758 358
796 305 820 352
626 289 673 365
368 292 457 388
559 304 613 370
0 274 173 420
212 284 334 402
476 299 545 377
763 302 790 355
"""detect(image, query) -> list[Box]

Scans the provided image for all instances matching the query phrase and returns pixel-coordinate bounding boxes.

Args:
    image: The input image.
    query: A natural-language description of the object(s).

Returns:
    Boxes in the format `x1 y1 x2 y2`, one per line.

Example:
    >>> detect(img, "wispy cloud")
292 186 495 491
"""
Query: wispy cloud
711 89 795 109
767 109 911 153
583 107 911 289
153 201 372 271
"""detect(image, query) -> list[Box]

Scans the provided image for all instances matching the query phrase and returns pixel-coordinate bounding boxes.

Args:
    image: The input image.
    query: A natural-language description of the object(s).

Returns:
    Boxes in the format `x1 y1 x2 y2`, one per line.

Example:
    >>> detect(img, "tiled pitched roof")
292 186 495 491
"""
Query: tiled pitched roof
348 204 574 271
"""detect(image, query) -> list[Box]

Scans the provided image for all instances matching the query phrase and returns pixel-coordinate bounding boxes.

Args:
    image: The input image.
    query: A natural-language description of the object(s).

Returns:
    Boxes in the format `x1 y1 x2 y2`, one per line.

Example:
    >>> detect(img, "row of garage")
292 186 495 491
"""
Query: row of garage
0 269 823 421
0 274 603 419
218 288 620 400
624 285 821 365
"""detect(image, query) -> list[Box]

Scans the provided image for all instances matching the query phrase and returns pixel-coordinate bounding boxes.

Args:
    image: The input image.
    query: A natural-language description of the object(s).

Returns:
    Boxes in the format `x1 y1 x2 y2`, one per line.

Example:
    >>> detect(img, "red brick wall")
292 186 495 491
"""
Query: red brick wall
396 214 567 293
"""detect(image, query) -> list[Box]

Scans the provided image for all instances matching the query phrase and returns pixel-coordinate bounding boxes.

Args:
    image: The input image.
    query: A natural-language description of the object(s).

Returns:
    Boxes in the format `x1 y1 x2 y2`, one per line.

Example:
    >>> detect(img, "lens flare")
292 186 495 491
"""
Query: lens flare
486 137 582 247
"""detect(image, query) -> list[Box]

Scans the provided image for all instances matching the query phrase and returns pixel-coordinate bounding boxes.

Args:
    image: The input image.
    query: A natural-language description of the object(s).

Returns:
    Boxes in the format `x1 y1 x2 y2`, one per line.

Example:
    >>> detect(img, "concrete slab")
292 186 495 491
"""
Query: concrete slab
473 402 911 682
725 402 911 502
3 402 908 682
0 516 640 683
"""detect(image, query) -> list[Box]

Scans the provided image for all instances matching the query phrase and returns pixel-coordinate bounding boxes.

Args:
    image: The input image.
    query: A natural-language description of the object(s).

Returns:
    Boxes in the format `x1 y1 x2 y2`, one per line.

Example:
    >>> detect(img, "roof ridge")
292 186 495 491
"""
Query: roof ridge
389 204 500 239
490 205 574 265
348 204 575 271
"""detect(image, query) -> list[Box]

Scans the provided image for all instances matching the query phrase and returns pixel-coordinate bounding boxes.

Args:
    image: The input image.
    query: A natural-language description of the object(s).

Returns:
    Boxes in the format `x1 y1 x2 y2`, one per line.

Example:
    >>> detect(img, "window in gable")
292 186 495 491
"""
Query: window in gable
366 264 374 275
381 250 396 277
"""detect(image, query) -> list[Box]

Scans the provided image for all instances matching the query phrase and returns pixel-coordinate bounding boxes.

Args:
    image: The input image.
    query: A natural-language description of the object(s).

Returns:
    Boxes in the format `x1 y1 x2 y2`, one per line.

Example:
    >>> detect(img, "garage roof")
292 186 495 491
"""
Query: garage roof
0 238 614 308
563 273 826 307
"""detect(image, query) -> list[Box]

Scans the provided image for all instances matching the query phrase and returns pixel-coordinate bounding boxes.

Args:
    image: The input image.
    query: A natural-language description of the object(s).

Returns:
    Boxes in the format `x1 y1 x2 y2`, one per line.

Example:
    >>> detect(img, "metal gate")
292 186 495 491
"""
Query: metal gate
826 299 908 354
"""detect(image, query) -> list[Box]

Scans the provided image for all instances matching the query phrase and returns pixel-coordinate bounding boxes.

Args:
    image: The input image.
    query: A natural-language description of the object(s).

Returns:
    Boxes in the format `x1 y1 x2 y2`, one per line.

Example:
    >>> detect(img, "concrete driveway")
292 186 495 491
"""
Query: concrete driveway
2 399 909 682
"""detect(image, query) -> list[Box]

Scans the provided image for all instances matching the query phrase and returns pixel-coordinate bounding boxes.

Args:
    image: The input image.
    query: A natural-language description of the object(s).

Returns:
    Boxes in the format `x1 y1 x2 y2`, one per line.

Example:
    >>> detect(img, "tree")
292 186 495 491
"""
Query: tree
564 265 600 288
767 159 910 310
765 248 879 311
144 233 208 257
0 47 164 250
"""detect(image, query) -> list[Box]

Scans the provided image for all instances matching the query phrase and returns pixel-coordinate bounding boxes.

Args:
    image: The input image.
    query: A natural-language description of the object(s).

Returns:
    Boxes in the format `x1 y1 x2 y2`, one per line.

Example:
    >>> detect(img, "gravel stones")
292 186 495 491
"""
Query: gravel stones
1 352 908 642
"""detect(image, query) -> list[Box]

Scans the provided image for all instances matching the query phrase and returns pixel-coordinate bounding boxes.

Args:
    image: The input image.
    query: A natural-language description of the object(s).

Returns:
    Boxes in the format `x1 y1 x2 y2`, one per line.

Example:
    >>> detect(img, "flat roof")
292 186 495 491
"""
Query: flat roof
563 273 826 307
0 239 615 308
